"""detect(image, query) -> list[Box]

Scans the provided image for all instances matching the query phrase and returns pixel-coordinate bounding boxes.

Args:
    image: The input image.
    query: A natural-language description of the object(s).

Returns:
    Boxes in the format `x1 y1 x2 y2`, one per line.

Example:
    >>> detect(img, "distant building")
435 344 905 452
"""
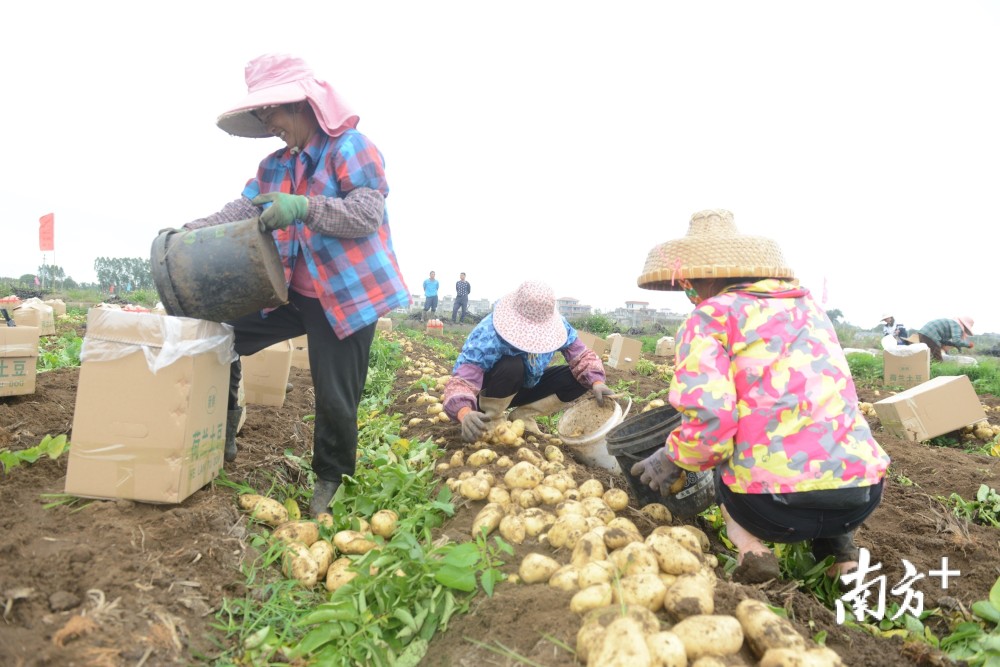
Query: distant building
609 301 685 330
556 297 592 319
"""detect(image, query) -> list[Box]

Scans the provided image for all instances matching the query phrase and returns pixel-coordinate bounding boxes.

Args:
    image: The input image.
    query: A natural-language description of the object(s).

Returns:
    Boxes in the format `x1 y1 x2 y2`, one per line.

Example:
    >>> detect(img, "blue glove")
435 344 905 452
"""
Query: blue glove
252 193 308 231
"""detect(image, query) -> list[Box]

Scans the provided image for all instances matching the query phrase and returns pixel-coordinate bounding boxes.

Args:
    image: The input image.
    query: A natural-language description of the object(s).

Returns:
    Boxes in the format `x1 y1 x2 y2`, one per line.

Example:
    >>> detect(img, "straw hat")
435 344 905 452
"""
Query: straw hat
637 210 794 291
493 281 567 354
879 313 893 323
216 54 359 139
957 315 975 336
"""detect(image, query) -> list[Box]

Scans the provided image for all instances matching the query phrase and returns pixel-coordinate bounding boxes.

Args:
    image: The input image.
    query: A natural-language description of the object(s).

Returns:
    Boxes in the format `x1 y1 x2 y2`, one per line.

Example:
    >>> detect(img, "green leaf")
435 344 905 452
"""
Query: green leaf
974 601 1000 625
978 484 990 503
288 624 341 659
481 568 499 596
394 638 429 667
989 574 1000 613
393 608 418 631
46 435 68 459
434 564 477 592
441 542 480 568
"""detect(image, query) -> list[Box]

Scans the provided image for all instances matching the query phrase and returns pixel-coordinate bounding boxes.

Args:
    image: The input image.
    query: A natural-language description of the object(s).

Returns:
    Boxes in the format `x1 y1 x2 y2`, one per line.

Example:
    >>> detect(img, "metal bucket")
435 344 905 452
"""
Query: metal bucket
151 218 288 323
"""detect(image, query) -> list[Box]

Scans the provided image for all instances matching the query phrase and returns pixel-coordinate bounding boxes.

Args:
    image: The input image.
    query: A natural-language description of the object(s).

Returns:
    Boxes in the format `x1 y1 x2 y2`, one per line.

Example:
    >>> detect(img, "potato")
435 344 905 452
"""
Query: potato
613 572 668 612
449 450 465 467
578 559 616 588
426 403 444 415
610 542 660 576
522 508 555 537
759 647 844 667
603 527 643 551
333 530 378 555
549 564 580 592
308 540 334 578
325 557 358 592
519 553 561 584
603 488 630 511
646 533 702 575
664 572 715 619
646 631 688 667
504 461 544 489
547 514 590 549
591 617 653 667
272 520 320 547
579 479 605 498
435 462 452 474
238 494 289 527
516 447 545 467
736 599 806 657
282 543 319 588
487 486 511 507
671 615 745 661
681 525 711 553
460 476 492 500
370 509 399 538
651 526 702 556
543 444 564 463
607 517 640 534
499 514 527 544
571 531 609 568
467 448 497 467
516 488 541 509
570 582 613 614
475 470 496 486
577 604 662 663
534 484 564 505
641 503 673 524
472 503 505 537
495 455 514 470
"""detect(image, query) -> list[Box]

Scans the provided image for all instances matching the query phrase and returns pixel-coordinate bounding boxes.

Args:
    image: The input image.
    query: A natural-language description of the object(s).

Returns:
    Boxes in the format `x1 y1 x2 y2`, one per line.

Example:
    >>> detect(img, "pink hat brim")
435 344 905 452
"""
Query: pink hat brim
216 79 359 139
493 296 567 354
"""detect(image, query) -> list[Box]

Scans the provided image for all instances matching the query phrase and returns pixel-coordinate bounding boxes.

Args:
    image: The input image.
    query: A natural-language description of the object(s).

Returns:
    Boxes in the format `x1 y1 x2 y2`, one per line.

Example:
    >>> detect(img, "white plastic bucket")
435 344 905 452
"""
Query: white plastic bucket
557 395 632 471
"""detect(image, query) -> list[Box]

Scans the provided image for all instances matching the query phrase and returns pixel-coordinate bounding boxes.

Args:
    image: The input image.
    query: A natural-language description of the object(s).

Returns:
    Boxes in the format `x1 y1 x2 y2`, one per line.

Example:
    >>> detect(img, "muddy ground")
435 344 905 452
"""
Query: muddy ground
1 324 998 666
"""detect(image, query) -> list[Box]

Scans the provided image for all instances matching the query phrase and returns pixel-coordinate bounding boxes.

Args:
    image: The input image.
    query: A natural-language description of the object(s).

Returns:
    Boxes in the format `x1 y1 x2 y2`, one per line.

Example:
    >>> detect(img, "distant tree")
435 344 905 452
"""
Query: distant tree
62 277 79 289
826 308 844 322
37 264 65 288
93 257 154 292
18 273 36 284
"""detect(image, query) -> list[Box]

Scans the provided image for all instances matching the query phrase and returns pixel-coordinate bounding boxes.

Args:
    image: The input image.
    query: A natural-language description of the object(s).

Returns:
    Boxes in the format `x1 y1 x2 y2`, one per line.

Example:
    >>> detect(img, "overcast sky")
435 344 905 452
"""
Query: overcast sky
3 1 997 334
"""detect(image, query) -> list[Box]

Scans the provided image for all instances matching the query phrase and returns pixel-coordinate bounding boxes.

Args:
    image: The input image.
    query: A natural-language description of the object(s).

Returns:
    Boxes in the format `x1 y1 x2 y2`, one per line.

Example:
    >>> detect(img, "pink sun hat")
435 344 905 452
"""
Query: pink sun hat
216 54 359 139
957 315 975 336
493 281 568 354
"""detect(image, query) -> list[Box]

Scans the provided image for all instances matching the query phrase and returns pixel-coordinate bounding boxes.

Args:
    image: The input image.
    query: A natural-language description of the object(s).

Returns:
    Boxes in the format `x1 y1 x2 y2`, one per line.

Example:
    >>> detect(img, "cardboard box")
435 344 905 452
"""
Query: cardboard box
608 335 643 371
426 320 444 336
376 317 393 333
66 309 233 503
883 346 930 389
873 375 986 442
654 336 675 358
44 299 67 317
577 331 609 356
290 334 309 370
0 326 40 397
241 340 293 407
13 299 55 336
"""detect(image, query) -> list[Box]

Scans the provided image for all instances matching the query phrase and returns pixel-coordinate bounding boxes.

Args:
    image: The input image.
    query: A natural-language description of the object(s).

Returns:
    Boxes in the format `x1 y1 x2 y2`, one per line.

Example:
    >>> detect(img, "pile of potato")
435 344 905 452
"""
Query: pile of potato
237 494 398 591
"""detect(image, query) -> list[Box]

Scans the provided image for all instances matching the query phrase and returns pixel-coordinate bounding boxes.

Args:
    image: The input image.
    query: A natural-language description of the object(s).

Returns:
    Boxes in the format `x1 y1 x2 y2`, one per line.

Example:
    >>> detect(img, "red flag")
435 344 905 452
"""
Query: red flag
39 213 55 251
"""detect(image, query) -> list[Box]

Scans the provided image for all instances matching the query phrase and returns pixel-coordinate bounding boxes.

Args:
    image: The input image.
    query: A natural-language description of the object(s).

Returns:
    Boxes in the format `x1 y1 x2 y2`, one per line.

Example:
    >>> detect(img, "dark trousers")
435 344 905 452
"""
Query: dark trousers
480 356 589 408
916 333 943 361
718 477 884 563
452 297 468 323
226 290 375 481
423 296 438 312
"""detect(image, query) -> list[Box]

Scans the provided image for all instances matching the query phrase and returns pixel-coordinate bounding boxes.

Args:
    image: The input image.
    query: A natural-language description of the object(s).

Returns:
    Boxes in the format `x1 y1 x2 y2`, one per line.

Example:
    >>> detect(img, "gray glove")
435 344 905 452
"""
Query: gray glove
461 410 489 442
630 448 682 496
592 382 615 406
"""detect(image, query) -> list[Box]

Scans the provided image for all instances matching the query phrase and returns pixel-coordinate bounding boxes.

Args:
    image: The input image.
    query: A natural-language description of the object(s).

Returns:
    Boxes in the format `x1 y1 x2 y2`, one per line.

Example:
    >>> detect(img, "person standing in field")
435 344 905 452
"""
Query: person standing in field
631 210 889 584
907 316 975 361
452 272 471 324
181 53 409 518
422 271 439 321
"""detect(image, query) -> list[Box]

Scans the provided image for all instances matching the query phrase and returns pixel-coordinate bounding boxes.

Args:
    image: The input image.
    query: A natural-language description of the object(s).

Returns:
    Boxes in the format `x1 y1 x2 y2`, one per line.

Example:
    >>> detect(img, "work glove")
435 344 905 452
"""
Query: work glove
460 410 489 443
592 382 615 406
630 448 683 497
157 227 181 235
252 192 308 231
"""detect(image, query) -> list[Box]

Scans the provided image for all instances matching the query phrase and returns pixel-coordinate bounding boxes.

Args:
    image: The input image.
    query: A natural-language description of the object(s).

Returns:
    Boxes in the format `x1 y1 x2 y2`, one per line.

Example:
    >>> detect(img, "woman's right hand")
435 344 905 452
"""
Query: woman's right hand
630 448 682 496
460 410 489 442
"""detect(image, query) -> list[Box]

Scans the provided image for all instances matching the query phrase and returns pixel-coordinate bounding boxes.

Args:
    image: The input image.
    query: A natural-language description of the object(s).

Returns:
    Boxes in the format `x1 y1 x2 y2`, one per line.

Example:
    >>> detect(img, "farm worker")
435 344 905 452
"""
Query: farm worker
422 271 440 321
631 210 889 584
452 272 471 324
878 313 909 346
442 281 614 441
181 54 410 518
905 316 975 361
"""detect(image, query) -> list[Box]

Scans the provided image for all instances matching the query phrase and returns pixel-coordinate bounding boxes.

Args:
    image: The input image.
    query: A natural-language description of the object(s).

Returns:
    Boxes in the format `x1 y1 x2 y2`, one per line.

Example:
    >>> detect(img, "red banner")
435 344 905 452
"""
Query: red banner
39 213 55 251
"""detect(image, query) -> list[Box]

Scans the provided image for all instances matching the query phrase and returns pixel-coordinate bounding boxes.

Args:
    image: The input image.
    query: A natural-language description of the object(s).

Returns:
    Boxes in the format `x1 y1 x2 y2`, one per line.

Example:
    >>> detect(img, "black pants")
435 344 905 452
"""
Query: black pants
452 297 468 323
226 290 375 482
480 356 589 408
423 296 438 313
718 476 885 563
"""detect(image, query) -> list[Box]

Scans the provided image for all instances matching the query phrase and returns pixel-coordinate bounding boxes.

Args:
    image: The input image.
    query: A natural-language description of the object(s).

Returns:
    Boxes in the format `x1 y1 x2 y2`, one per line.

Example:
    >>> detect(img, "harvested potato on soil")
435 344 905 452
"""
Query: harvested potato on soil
238 494 289 527
467 449 497 466
325 557 359 592
646 631 687 667
663 572 715 619
370 509 399 538
736 598 807 657
519 553 561 584
472 503 505 537
499 514 527 544
610 542 661 576
641 503 673 524
282 543 320 588
603 488 630 511
333 530 377 555
646 533 702 575
272 520 320 547
613 572 668 612
759 646 844 667
308 540 334 578
671 614 745 661
548 564 580 592
505 461 545 488
570 582 614 614
579 479 605 498
576 604 662 663
590 616 653 667
459 475 492 500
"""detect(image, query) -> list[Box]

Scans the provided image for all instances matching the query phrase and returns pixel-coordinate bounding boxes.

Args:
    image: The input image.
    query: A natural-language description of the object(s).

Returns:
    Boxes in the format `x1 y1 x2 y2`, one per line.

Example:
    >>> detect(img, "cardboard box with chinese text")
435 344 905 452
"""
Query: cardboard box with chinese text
0 326 40 397
883 346 930 389
654 336 675 358
873 375 986 442
241 340 293 407
13 299 55 336
44 299 67 317
65 309 234 503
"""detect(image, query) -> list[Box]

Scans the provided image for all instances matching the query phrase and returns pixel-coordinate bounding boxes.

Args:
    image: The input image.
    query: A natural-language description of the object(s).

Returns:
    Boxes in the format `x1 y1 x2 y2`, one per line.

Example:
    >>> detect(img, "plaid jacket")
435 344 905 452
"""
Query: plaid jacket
242 130 410 339
917 318 971 349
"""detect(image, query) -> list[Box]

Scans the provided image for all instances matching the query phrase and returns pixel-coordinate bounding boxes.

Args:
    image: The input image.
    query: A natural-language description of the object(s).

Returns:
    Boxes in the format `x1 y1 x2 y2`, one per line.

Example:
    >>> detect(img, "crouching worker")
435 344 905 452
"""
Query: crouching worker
630 210 889 583
442 281 613 442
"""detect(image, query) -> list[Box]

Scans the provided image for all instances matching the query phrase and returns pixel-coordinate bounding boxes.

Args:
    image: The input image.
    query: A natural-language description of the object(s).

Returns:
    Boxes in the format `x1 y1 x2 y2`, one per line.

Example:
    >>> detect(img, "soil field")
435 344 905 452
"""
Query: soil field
1 326 998 666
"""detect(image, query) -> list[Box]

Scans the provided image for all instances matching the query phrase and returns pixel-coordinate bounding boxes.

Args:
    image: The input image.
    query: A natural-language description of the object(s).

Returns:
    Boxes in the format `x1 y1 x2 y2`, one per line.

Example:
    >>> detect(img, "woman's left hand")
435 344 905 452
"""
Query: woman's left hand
592 382 615 406
630 448 682 496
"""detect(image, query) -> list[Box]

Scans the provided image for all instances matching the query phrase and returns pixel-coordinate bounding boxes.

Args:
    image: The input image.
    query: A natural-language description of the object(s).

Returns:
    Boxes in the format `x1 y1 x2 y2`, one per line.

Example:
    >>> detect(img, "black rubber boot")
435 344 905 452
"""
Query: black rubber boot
310 478 341 517
224 409 242 463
